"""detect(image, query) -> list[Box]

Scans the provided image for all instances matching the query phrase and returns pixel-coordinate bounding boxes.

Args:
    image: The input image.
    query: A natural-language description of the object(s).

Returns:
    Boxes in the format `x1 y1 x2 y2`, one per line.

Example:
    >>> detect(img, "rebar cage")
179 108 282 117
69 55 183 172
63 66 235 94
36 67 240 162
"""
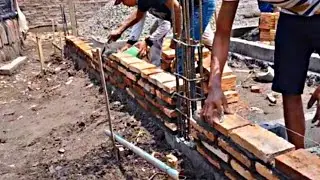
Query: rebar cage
172 0 207 140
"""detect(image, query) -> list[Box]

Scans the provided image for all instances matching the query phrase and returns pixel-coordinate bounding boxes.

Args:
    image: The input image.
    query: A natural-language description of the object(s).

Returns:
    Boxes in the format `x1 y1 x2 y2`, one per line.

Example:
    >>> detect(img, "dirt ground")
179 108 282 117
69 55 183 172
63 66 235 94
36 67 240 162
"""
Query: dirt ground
0 34 198 180
228 58 317 124
0 32 318 179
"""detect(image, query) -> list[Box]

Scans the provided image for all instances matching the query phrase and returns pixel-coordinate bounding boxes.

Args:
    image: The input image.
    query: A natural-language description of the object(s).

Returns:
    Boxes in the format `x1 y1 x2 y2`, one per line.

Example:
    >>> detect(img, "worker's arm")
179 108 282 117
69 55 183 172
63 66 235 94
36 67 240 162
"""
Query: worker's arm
108 9 146 42
120 14 147 52
202 1 239 124
165 0 182 39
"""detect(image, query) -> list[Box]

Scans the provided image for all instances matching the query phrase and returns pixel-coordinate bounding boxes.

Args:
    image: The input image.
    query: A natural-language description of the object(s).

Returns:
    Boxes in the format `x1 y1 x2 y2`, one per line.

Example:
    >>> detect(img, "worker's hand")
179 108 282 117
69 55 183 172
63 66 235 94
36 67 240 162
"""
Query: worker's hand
136 41 148 58
307 86 320 126
119 43 132 52
201 85 232 125
107 29 122 43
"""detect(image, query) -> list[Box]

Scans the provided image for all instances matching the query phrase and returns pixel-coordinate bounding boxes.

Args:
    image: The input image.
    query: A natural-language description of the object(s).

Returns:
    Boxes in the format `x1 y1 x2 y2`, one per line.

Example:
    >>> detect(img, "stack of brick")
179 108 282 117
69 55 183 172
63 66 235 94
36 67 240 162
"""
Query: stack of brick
161 39 239 104
65 35 320 180
259 12 279 42
0 18 21 62
191 112 320 179
65 35 239 134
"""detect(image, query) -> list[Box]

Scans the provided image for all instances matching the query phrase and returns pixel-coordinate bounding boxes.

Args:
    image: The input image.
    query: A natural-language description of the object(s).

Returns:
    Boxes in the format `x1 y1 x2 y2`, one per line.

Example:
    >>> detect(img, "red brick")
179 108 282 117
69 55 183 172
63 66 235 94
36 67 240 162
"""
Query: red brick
144 83 156 95
224 91 240 104
230 124 295 163
124 77 133 87
197 145 221 169
224 171 237 180
145 94 177 118
141 68 164 79
218 138 251 168
125 70 137 81
109 60 118 69
128 61 156 74
275 149 320 180
133 84 145 97
202 141 229 163
137 99 149 111
156 90 175 106
137 79 146 88
255 162 279 180
221 74 237 91
105 64 114 73
190 120 215 142
230 159 255 180
118 65 127 75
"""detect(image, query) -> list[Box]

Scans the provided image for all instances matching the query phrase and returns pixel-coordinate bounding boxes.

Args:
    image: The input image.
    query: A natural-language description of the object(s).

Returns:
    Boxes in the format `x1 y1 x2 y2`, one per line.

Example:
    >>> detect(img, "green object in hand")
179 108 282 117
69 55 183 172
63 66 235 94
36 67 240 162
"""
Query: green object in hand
124 46 139 57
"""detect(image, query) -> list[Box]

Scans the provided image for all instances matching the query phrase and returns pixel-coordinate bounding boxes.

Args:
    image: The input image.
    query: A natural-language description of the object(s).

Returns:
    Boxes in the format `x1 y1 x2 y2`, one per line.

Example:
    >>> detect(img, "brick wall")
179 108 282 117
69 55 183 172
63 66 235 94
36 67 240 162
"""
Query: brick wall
0 17 21 62
64 35 320 180
17 0 109 27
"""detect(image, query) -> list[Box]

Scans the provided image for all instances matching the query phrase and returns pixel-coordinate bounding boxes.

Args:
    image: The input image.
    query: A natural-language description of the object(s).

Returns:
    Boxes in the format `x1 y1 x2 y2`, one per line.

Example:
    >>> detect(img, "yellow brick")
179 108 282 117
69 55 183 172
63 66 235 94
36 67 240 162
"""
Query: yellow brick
128 61 156 74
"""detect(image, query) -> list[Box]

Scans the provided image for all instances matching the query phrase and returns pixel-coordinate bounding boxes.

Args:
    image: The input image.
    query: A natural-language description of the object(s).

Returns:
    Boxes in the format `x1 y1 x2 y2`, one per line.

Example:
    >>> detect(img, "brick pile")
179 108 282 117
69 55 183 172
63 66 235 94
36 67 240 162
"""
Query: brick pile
259 13 279 42
65 35 320 179
0 18 21 62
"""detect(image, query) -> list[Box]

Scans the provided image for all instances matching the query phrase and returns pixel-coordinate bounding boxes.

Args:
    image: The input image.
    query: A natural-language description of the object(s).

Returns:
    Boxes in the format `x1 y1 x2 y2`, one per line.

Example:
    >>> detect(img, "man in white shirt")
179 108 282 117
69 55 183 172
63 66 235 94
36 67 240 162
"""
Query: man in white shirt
202 0 320 149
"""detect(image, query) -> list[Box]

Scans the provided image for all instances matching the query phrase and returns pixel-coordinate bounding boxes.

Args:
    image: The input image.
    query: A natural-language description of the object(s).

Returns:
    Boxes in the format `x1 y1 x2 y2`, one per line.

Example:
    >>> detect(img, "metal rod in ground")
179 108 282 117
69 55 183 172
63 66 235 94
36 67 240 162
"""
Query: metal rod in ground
93 48 117 157
105 130 180 180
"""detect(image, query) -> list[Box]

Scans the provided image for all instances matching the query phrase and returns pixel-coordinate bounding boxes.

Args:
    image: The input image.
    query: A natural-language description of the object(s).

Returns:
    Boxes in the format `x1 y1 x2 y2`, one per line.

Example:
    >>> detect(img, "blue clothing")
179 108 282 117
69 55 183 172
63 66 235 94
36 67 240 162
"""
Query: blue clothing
177 0 215 74
258 1 274 13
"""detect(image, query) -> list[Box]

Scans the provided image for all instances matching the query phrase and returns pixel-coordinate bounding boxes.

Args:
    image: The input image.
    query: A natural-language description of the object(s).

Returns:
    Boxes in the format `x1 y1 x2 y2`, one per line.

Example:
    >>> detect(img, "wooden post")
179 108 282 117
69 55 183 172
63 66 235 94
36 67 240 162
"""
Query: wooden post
36 34 45 73
68 0 77 36
60 32 64 58
52 19 56 54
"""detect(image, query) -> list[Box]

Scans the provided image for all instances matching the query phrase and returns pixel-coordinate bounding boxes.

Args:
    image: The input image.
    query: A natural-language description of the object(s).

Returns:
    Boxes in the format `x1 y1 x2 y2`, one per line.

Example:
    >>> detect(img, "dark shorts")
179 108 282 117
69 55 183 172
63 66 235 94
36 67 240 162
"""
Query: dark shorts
272 13 320 95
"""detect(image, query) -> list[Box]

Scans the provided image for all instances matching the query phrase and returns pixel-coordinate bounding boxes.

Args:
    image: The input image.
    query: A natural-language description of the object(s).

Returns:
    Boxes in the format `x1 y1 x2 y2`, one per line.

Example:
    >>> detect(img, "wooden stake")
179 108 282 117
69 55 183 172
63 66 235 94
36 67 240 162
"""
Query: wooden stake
36 34 45 73
68 0 78 36
92 48 118 160
52 19 56 54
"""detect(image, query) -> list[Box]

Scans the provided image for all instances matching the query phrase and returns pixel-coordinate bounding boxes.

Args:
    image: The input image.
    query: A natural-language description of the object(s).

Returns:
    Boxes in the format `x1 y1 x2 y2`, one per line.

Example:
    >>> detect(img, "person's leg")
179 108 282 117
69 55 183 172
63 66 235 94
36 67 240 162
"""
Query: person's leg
149 19 171 67
272 13 313 148
191 0 215 41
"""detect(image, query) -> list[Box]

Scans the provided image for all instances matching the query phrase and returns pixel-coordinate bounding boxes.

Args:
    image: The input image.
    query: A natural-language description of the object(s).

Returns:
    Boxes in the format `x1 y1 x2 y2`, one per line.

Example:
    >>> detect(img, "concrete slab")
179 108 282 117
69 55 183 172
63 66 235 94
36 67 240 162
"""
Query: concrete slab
229 38 320 73
0 56 27 75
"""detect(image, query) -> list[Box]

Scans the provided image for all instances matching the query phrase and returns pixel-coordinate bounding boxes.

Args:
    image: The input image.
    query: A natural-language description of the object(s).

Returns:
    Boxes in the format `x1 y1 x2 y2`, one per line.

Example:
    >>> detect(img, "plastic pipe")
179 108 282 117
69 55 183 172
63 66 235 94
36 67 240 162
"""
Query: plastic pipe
104 130 180 180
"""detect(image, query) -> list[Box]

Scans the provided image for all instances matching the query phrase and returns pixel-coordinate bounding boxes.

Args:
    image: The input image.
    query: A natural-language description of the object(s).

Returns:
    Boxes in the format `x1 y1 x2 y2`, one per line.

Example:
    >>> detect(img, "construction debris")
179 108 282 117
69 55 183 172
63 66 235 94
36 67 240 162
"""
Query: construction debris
251 85 261 93
254 66 274 82
0 56 27 75
267 93 277 104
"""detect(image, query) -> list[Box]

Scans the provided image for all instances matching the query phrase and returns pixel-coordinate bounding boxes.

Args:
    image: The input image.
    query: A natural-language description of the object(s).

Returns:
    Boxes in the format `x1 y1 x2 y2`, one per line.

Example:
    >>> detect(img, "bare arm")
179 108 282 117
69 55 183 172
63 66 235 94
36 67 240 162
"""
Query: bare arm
165 0 182 38
209 1 239 89
202 1 239 124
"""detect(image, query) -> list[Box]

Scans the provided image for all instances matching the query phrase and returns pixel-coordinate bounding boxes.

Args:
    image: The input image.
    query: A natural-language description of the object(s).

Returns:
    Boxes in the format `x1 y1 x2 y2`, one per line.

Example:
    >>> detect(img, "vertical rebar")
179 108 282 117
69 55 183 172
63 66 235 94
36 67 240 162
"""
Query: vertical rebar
198 0 205 107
